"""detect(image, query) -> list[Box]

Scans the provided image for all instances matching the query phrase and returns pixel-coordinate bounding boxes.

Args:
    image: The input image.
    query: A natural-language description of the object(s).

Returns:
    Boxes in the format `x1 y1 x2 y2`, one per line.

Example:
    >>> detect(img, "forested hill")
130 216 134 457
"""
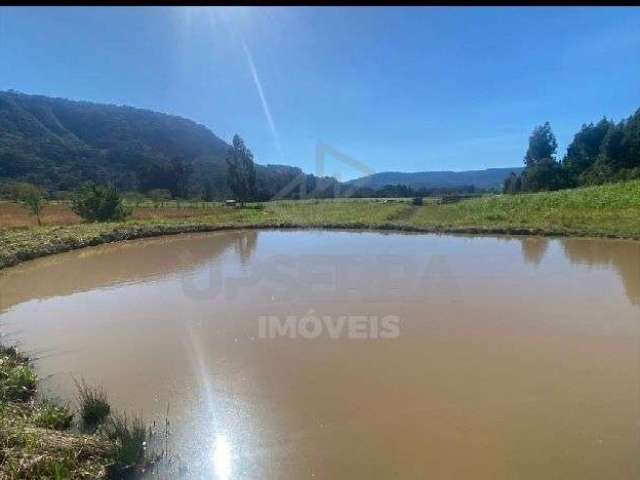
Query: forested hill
0 90 325 199
0 91 227 189
349 167 524 190
0 90 526 200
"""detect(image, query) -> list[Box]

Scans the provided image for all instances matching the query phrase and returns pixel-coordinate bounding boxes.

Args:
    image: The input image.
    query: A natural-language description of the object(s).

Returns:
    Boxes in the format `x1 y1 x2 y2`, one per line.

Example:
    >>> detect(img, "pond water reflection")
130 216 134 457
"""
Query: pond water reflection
0 230 638 479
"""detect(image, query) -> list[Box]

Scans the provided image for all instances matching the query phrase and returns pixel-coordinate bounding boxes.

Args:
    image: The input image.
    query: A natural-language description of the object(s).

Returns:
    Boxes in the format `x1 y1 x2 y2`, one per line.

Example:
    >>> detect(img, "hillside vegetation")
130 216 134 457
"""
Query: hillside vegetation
504 110 640 194
0 91 525 203
0 91 334 200
0 90 226 190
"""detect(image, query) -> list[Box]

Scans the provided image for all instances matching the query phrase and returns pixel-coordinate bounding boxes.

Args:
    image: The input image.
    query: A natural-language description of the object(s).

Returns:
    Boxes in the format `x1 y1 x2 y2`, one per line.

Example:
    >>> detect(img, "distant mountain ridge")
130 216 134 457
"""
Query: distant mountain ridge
0 91 520 198
349 167 524 190
0 90 324 199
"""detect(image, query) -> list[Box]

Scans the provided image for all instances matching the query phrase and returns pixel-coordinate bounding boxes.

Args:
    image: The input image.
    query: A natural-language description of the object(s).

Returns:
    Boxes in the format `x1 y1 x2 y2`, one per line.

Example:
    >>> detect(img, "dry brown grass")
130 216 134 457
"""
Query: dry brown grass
0 201 216 228
0 201 81 227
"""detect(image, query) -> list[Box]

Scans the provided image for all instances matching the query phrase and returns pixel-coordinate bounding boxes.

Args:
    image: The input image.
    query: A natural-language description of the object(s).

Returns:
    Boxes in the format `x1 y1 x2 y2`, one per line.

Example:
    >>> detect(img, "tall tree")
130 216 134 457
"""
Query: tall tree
518 122 568 192
521 157 567 192
226 135 256 206
524 122 558 167
582 120 627 185
563 118 612 181
621 109 640 170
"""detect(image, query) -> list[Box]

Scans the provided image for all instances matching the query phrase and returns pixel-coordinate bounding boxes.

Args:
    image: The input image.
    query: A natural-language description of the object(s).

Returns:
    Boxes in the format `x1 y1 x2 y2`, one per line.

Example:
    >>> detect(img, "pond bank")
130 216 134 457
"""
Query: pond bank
2 218 640 272
0 344 149 479
3 181 640 270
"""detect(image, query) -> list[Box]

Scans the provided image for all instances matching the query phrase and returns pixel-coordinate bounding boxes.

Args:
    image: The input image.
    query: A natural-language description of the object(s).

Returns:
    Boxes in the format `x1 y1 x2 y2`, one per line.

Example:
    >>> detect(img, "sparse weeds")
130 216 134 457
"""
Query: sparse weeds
105 412 149 472
0 352 157 479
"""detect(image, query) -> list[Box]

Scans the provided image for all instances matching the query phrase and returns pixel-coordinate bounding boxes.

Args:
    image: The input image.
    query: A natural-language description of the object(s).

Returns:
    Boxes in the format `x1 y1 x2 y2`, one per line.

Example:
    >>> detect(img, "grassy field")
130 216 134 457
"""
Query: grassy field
1 180 640 270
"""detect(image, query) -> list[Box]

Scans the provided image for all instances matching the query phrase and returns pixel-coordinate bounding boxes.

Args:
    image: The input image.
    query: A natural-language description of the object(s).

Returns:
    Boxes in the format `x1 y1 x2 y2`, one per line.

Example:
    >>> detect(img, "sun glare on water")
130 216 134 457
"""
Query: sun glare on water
211 434 233 480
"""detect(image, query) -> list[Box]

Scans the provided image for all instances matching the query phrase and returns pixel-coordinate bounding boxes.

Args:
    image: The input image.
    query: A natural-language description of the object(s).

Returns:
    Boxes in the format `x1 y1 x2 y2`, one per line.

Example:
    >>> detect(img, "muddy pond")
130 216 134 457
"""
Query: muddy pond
1 230 638 479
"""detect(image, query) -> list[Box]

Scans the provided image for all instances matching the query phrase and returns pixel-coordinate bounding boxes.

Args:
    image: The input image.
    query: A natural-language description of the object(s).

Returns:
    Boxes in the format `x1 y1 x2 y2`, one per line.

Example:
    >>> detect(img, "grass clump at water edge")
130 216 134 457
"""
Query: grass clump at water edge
74 378 111 429
103 412 151 477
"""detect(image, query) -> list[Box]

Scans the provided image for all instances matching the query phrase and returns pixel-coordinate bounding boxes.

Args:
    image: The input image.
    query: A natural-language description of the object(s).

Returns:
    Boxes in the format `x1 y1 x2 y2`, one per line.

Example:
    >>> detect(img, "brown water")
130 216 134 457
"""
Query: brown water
1 230 639 479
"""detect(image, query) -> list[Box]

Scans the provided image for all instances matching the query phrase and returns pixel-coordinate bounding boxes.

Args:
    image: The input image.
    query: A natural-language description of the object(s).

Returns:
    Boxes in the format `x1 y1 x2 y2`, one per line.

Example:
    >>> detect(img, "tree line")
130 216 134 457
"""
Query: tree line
223 135 486 202
3 134 260 225
504 107 640 194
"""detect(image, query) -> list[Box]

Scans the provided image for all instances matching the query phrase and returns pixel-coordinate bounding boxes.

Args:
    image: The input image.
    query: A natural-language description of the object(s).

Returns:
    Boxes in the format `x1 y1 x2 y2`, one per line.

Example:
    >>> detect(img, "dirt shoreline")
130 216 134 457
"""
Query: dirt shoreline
2 221 639 272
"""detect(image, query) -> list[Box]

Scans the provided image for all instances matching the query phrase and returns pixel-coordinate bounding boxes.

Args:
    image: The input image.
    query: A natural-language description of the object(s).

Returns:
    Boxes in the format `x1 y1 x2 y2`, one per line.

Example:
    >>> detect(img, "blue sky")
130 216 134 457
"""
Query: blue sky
1 7 639 179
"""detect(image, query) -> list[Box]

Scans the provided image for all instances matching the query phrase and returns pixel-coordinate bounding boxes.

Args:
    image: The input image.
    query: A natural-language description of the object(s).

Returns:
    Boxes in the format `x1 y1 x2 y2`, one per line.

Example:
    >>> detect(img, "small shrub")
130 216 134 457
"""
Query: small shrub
13 182 45 225
0 363 37 402
71 184 131 222
106 412 148 468
0 344 28 363
412 196 424 206
0 344 35 402
75 378 111 428
32 400 74 430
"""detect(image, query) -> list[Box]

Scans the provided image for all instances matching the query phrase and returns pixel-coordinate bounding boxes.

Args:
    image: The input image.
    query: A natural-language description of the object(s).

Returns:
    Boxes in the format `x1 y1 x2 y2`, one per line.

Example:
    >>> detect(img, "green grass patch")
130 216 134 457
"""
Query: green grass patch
75 378 111 429
31 400 74 431
0 348 36 402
